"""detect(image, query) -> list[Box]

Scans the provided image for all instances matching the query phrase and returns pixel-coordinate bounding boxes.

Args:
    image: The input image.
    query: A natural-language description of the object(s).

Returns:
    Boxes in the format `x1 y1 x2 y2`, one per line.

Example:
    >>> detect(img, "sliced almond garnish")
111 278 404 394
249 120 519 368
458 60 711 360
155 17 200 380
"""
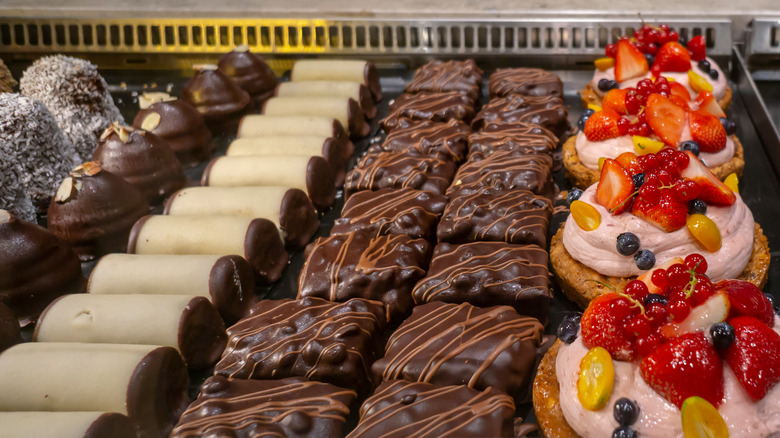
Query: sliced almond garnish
193 63 218 72
141 112 162 131
72 161 102 176
139 92 176 109
234 44 250 53
0 210 11 224
55 177 75 203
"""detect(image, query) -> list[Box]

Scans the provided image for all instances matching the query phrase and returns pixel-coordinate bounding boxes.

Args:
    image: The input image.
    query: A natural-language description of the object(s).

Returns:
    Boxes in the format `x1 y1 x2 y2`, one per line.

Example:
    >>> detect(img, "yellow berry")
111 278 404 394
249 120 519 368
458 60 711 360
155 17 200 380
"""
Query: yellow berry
598 157 606 170
588 103 603 112
681 396 729 438
688 70 713 93
571 200 602 232
666 76 677 82
724 173 739 193
577 346 614 411
594 57 615 72
686 214 722 252
632 135 666 155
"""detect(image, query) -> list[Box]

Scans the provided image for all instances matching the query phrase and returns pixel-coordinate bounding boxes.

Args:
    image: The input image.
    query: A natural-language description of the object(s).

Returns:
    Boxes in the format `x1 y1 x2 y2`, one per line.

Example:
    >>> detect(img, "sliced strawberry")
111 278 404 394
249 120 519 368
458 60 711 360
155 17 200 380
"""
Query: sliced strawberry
615 39 649 82
689 109 727 152
632 190 688 232
687 36 707 62
581 293 637 361
668 95 690 109
640 332 724 408
670 82 692 101
596 159 635 214
602 88 629 115
653 42 692 72
615 151 643 175
695 91 726 117
584 109 622 142
723 316 780 401
646 94 686 146
715 279 775 327
680 151 736 206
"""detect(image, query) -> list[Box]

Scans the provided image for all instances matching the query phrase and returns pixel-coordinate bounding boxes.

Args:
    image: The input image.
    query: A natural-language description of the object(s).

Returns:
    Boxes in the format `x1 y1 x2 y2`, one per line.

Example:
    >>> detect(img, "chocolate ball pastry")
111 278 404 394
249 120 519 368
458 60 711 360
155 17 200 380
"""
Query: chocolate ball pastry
47 162 150 261
217 45 278 107
0 57 17 92
0 412 136 438
0 93 78 212
182 64 251 133
0 209 85 324
93 123 186 203
20 55 123 160
132 93 213 166
0 302 21 353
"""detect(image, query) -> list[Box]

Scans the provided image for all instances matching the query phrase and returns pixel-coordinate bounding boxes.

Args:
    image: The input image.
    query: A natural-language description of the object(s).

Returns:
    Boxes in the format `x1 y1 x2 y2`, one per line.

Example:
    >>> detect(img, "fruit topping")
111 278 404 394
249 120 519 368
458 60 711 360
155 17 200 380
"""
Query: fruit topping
615 39 649 82
688 70 713 93
722 316 780 400
595 57 616 72
581 293 640 361
653 41 691 72
646 94 686 146
663 291 729 337
688 199 707 215
632 135 665 155
558 312 582 344
613 397 640 426
684 253 708 274
624 279 649 301
708 322 735 349
597 159 636 214
566 188 583 205
616 232 640 256
634 249 656 270
680 152 736 206
577 108 595 131
571 200 601 231
584 109 622 141
688 109 727 153
632 189 688 232
602 88 629 114
679 140 700 156
687 36 707 62
612 426 638 438
615 152 643 175
680 396 729 438
708 69 719 81
715 279 775 327
698 59 711 73
686 214 722 252
724 173 739 193
694 91 726 118
669 82 692 101
719 117 737 135
599 77 619 91
637 257 684 295
578 346 615 411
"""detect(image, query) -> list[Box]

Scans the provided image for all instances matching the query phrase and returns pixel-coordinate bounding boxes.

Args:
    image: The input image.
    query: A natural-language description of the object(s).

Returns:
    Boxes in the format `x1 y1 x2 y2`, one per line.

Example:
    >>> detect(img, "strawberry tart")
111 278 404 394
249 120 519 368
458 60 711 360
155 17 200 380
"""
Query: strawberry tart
581 24 731 111
565 85 743 188
534 274 780 438
551 149 768 308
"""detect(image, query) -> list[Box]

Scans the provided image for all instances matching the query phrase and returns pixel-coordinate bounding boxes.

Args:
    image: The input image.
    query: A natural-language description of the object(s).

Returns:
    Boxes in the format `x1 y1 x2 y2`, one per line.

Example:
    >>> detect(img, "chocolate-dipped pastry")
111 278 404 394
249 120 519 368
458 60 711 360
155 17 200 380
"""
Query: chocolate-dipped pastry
276 81 377 119
412 242 551 324
0 343 189 438
298 232 431 322
406 59 484 101
0 412 136 438
127 215 288 285
378 119 471 162
468 123 559 160
332 188 448 240
182 64 251 133
132 93 213 166
471 94 569 138
0 210 85 324
348 380 517 438
217 45 278 107
381 92 476 132
47 162 150 261
36 294 227 369
488 67 564 98
448 151 554 198
215 297 386 395
0 302 20 353
88 254 257 324
438 186 552 248
171 376 356 438
93 123 186 204
262 96 370 139
345 150 457 198
291 59 382 101
0 57 16 92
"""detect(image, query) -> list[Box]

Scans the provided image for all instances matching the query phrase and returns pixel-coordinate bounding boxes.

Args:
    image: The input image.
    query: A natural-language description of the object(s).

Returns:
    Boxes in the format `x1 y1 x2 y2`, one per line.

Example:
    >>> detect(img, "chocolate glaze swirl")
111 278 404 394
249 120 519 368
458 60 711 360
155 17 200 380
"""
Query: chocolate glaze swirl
488 67 564 98
346 151 457 198
448 150 554 198
380 119 471 162
381 92 476 132
468 123 558 160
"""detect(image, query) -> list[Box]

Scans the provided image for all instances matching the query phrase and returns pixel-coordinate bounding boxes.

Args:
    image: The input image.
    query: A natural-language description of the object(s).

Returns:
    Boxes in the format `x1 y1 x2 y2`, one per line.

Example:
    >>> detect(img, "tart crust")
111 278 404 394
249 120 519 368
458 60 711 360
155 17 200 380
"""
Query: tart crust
580 82 732 112
533 339 580 438
562 134 745 189
549 222 770 309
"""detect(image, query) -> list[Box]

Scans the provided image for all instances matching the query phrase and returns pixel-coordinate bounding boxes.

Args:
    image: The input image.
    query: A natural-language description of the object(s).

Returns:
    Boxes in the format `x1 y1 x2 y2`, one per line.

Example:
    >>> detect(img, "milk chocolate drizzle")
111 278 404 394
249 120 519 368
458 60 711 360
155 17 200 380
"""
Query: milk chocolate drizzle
472 94 569 137
448 151 554 198
381 92 476 132
380 119 471 162
346 151 457 197
489 68 564 98
405 60 484 101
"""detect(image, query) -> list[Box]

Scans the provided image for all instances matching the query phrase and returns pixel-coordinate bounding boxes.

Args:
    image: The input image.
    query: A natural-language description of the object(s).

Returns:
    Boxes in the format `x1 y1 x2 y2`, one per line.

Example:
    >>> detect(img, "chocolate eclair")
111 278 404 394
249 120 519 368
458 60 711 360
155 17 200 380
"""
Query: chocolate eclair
182 64 251 133
217 45 278 107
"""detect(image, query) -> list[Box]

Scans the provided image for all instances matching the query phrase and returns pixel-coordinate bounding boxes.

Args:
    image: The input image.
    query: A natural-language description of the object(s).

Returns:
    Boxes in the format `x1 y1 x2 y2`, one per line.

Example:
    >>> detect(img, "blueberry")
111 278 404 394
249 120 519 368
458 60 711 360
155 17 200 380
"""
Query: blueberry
562 311 583 324
613 398 640 426
644 293 668 306
698 59 712 73
634 249 656 270
678 36 688 46
557 319 580 344
578 109 596 131
632 173 645 189
709 69 719 81
680 140 700 156
720 117 737 136
608 79 619 90
645 54 655 66
688 199 707 215
765 293 776 308
612 426 638 438
710 322 735 349
567 188 583 205
616 232 641 256
598 78 618 92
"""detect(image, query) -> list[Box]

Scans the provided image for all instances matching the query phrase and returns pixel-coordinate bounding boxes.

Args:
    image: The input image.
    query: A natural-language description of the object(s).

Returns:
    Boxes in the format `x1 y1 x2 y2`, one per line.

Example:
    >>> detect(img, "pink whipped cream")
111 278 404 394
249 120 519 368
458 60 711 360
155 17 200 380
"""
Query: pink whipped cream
591 57 728 101
556 316 780 438
562 185 753 280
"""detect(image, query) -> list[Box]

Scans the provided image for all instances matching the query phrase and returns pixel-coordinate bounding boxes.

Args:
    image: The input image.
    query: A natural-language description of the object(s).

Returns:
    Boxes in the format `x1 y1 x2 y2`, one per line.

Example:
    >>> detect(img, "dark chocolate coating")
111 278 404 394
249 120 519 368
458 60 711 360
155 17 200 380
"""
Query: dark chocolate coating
412 242 551 324
132 99 213 166
84 413 137 438
171 376 356 438
305 155 338 210
364 62 383 101
488 67 564 98
472 94 569 138
345 150 457 198
314 136 348 187
208 255 258 324
0 302 20 353
447 150 554 199
345 97 372 138
178 296 227 369
0 216 85 323
348 380 517 438
47 169 150 261
381 92 476 132
356 83 378 118
438 187 552 248
127 346 190 438
468 123 559 160
215 297 386 395
217 49 278 107
332 188 448 240
279 187 321 248
182 68 251 132
298 232 431 322
93 129 187 204
379 119 471 162
406 59 484 101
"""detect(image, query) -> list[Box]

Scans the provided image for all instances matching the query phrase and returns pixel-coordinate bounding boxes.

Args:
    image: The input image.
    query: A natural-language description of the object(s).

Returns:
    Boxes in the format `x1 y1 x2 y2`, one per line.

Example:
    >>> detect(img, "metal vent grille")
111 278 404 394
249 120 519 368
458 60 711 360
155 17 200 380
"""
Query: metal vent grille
0 18 733 57
749 18 780 56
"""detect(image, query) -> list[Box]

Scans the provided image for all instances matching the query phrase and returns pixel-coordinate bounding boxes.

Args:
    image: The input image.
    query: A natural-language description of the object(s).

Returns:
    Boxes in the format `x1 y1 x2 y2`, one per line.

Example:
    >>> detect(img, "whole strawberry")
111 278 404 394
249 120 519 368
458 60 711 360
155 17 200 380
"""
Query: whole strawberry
716 279 775 327
723 316 780 401
581 293 638 361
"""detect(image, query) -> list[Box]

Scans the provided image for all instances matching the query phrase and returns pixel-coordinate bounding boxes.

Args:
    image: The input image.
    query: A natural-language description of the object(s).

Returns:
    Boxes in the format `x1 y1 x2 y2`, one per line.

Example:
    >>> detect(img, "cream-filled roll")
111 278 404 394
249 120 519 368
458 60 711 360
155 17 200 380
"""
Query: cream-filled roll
0 412 136 438
0 343 189 438
127 215 288 285
35 294 227 369
275 81 377 118
290 59 382 101
164 186 319 248
236 115 354 159
202 155 336 210
262 96 370 138
225 136 348 186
